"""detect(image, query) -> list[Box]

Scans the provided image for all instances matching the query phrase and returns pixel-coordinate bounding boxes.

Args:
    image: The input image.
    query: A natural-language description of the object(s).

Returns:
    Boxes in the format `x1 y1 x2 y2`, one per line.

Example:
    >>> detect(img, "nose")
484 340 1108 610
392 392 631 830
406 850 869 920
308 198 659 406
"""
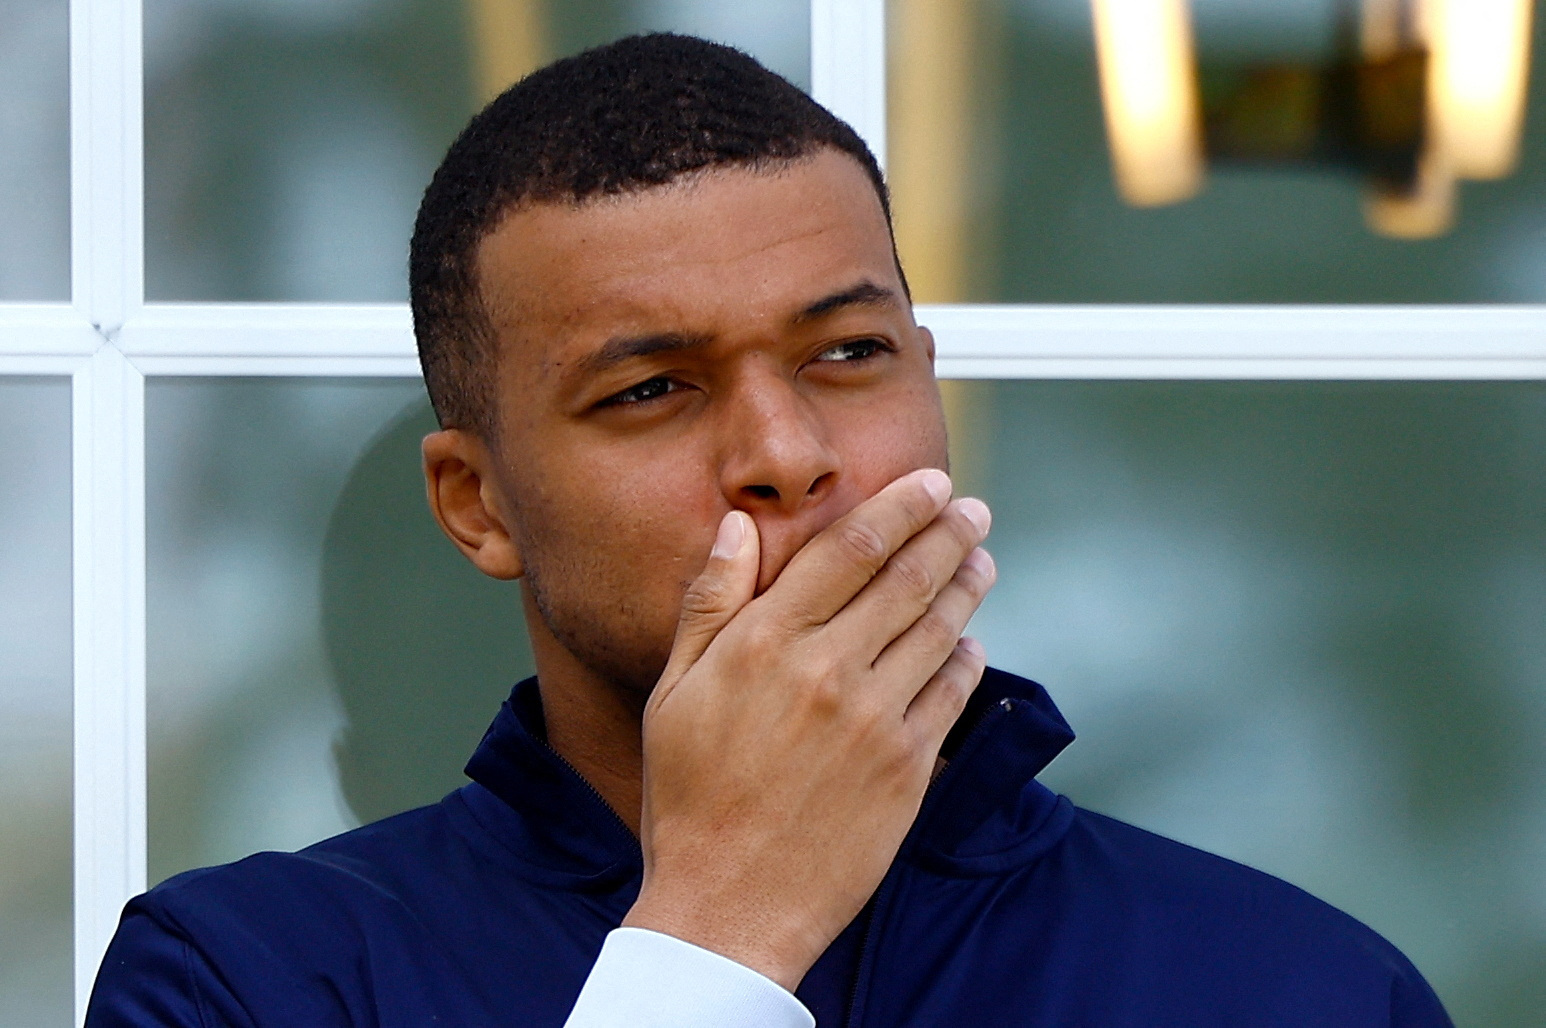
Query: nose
717 370 840 518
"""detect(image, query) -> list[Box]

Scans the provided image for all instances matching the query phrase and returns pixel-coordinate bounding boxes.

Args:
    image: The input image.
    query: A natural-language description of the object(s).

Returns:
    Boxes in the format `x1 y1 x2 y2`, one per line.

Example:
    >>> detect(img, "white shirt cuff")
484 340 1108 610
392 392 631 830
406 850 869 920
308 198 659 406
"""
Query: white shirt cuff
563 927 815 1028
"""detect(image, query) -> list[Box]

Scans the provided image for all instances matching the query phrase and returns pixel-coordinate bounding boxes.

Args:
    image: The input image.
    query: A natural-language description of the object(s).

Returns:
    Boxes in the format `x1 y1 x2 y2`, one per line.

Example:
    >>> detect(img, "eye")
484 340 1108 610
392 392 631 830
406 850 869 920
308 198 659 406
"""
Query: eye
812 337 891 363
600 376 680 407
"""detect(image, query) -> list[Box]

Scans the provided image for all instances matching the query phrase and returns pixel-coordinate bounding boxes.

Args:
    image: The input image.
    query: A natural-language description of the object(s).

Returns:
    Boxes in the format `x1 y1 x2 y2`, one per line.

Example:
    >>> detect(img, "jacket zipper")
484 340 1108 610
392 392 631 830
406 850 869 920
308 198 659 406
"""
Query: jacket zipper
842 699 1009 1028
540 740 644 861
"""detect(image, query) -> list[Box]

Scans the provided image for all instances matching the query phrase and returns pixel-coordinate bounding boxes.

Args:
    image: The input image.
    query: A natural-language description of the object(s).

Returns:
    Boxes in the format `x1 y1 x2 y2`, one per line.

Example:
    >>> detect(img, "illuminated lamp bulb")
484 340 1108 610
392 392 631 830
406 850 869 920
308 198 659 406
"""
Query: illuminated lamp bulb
1427 0 1533 179
1091 0 1206 206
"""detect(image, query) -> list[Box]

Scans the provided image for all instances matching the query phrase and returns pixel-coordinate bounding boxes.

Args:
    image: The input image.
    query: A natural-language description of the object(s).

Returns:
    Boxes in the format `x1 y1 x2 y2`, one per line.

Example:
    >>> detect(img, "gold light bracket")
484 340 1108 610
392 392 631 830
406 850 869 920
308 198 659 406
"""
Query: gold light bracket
1092 0 1535 239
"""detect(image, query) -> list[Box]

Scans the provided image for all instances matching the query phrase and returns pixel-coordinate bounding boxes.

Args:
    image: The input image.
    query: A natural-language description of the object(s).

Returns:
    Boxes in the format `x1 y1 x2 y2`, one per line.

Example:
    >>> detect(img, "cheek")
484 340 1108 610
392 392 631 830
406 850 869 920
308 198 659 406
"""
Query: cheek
514 447 721 599
833 385 950 485
507 452 723 687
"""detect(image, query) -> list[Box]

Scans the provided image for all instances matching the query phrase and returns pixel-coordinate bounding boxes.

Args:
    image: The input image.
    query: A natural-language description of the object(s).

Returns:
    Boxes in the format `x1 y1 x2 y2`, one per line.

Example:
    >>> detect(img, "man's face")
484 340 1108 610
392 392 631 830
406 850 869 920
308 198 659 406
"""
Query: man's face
475 149 948 693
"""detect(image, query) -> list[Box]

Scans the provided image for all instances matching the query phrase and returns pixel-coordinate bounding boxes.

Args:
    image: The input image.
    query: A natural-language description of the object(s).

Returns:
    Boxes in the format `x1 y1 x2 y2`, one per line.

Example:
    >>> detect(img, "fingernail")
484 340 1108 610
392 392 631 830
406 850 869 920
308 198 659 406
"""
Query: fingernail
959 636 985 659
965 547 996 581
919 468 951 505
958 497 991 536
712 511 745 559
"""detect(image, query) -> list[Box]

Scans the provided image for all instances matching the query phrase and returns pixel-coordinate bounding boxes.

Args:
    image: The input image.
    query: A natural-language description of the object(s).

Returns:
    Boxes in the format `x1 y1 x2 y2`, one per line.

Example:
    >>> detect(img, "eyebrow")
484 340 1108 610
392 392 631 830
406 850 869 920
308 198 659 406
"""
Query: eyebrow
572 331 715 377
793 281 902 323
569 281 902 379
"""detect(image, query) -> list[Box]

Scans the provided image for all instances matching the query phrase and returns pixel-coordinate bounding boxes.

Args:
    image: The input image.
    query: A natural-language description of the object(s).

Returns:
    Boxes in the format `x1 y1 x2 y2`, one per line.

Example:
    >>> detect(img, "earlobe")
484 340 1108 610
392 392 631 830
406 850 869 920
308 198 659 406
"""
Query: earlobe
422 429 525 581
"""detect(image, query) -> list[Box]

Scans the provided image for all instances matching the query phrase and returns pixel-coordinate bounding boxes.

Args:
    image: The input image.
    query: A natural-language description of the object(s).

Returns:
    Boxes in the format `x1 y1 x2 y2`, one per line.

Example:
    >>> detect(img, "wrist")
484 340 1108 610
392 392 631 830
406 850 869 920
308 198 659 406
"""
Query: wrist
622 883 818 992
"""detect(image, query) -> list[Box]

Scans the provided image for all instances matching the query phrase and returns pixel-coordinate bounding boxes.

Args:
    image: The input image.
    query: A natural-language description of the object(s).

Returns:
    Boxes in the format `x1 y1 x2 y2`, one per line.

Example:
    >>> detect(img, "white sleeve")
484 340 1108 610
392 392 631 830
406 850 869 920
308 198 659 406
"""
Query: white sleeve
563 927 816 1028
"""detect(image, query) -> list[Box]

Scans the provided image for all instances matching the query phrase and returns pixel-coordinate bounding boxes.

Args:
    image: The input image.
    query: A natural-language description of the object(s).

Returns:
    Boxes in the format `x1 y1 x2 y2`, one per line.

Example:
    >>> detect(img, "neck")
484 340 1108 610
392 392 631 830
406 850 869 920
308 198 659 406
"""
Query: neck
522 589 648 837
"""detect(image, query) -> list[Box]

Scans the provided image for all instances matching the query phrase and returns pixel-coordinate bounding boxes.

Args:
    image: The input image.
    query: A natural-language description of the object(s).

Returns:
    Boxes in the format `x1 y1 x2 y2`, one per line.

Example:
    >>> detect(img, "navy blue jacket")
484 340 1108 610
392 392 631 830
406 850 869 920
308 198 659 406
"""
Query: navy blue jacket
88 669 1452 1026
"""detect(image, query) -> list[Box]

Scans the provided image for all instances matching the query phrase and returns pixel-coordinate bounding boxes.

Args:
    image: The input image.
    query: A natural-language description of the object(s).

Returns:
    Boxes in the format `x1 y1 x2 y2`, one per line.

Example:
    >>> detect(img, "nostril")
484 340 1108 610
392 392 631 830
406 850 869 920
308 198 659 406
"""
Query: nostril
807 471 835 498
746 484 779 501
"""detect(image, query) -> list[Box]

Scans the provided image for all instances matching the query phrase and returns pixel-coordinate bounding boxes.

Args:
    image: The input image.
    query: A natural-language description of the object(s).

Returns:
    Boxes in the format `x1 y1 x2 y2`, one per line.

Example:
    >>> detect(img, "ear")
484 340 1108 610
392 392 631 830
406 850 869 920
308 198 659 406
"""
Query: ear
917 323 937 364
422 428 525 580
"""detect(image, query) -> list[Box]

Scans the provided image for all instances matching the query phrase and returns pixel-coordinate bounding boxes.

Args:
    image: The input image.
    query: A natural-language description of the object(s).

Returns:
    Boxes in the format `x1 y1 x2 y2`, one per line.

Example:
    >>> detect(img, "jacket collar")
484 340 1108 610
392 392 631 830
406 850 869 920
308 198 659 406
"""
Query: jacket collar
463 668 1075 883
462 680 643 886
909 667 1077 875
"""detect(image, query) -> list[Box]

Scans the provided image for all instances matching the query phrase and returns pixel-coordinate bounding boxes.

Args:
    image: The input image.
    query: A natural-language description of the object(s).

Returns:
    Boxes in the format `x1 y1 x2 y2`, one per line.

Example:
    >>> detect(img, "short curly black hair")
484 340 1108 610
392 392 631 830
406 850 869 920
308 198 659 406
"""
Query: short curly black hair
408 32 894 438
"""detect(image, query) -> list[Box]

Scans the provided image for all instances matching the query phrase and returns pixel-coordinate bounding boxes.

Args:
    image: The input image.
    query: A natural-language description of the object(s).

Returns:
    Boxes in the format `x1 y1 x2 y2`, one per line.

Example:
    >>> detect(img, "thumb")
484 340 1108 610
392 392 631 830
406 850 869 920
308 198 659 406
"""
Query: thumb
664 511 760 678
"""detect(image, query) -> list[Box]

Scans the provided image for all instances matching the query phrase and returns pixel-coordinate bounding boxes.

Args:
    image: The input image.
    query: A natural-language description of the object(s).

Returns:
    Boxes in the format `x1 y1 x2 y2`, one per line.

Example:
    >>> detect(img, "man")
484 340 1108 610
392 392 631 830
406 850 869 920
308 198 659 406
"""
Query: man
89 33 1452 1027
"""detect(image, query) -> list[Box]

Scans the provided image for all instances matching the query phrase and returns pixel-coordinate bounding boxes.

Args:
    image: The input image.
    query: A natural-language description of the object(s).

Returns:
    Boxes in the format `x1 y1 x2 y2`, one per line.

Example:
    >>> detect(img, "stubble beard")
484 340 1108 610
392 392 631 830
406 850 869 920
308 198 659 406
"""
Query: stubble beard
522 550 677 699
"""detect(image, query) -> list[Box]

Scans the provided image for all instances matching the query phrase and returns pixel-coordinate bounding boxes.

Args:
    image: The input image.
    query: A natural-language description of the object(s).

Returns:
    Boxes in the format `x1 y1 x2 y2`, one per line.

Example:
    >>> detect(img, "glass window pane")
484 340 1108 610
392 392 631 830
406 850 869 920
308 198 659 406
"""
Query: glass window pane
889 0 1546 302
0 378 73 1026
949 379 1546 1026
146 379 535 886
0 0 69 299
144 0 808 302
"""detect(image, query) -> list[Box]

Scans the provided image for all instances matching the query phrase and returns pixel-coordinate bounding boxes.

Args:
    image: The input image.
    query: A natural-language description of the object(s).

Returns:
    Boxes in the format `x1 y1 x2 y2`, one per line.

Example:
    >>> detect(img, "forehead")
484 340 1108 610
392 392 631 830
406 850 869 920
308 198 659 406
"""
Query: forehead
474 151 901 372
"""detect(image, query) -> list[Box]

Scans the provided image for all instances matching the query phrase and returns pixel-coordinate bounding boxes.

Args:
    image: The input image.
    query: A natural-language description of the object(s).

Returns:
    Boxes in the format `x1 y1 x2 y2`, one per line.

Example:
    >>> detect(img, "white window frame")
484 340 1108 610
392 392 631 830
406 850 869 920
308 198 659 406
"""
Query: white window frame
0 0 1542 1021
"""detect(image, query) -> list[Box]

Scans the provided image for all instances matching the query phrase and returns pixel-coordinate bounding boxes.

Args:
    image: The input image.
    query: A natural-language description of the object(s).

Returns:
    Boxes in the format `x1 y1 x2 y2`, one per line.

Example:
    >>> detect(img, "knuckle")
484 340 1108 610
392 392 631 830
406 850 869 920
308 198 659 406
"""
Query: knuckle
945 657 985 704
741 618 785 657
914 608 958 646
835 519 889 568
887 554 936 601
799 643 840 682
802 668 846 716
880 730 919 775
938 664 974 707
849 696 890 737
851 695 912 760
678 576 728 619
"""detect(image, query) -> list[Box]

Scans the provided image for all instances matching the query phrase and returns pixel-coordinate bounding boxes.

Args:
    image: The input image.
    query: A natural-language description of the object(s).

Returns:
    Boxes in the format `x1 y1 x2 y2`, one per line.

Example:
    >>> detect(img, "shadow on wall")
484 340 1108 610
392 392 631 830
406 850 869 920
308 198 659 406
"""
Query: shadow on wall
321 399 536 826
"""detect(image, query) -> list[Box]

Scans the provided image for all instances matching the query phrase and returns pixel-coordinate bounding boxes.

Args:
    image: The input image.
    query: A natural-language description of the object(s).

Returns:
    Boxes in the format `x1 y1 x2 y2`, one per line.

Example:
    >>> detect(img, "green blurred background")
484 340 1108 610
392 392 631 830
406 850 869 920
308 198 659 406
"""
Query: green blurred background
2 0 1544 1025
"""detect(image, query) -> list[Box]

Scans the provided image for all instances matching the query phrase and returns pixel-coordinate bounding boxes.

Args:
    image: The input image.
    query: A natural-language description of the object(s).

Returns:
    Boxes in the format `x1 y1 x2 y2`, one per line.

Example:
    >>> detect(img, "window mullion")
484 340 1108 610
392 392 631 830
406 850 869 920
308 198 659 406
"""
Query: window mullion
69 0 147 1022
70 347 146 1026
70 0 144 332
811 0 888 170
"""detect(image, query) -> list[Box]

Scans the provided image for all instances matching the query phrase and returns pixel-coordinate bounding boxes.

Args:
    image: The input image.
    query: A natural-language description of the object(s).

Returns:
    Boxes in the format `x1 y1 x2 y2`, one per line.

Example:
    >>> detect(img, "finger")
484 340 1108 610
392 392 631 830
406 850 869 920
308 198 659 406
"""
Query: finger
766 468 952 628
829 497 990 658
873 547 996 688
903 637 988 746
661 511 761 683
